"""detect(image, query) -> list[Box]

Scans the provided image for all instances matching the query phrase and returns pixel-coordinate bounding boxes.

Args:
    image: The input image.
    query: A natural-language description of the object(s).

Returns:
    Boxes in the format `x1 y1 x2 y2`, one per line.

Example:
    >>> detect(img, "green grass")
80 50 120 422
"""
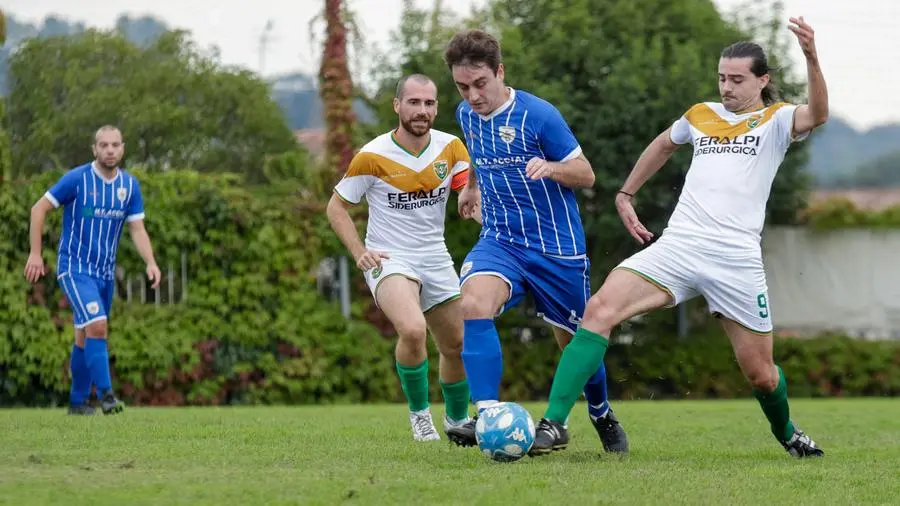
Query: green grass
1 399 898 505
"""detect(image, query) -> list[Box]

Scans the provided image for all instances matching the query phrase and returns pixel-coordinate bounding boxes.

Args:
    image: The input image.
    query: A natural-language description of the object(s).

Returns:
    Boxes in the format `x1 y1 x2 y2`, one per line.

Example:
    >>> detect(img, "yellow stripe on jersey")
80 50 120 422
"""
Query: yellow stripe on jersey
685 102 788 139
345 138 467 193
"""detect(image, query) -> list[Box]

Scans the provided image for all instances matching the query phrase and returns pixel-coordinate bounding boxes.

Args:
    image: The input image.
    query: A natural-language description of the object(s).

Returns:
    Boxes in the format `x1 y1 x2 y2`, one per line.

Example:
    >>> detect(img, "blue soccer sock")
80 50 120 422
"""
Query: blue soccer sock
461 319 503 409
84 338 112 396
69 344 92 406
584 363 610 419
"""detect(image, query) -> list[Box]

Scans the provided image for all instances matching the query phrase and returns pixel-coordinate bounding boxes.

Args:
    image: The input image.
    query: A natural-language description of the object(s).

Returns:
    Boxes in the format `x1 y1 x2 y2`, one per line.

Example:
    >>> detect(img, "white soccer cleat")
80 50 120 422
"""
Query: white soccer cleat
409 409 441 441
442 413 472 432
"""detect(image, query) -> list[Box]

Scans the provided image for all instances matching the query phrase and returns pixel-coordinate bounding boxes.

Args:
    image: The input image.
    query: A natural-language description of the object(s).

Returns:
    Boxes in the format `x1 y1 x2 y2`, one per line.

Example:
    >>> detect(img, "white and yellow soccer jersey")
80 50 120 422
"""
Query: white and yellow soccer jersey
665 101 808 250
334 129 471 254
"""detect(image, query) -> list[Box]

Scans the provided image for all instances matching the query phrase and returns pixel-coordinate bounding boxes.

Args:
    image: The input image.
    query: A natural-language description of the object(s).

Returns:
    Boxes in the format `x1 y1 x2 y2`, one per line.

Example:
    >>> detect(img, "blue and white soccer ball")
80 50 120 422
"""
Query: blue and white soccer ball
475 402 535 462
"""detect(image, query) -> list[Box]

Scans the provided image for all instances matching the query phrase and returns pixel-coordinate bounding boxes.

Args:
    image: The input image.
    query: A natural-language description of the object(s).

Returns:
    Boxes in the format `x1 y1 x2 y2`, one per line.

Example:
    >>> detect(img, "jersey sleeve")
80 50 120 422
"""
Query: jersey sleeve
334 152 376 205
669 108 696 145
45 169 82 208
538 104 582 162
774 104 809 148
125 179 145 222
449 138 471 192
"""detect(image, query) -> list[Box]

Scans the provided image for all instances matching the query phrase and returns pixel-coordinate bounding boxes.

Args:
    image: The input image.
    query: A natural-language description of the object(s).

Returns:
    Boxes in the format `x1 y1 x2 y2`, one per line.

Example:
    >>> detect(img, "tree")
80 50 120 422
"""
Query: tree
319 0 357 178
6 29 299 182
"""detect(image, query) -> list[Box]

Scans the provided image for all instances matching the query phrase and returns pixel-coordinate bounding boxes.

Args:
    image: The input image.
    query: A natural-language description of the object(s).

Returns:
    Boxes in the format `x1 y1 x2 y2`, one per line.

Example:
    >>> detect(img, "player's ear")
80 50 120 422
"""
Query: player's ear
496 63 505 82
393 97 400 114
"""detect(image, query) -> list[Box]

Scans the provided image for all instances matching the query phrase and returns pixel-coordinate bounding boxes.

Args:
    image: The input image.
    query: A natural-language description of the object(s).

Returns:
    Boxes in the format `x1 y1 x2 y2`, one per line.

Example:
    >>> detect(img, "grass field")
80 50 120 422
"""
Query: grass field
1 399 898 505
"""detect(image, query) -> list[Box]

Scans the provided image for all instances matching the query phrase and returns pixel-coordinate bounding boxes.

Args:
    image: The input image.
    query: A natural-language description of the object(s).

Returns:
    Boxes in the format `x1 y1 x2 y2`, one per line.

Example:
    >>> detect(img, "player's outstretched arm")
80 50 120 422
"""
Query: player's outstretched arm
24 197 54 283
788 16 828 137
616 127 681 244
326 193 389 271
128 220 161 289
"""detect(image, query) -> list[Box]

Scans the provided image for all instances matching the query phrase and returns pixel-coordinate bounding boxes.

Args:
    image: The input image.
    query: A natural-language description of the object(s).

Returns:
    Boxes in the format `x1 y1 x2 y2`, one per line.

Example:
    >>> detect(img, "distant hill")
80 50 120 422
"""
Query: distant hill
806 117 900 188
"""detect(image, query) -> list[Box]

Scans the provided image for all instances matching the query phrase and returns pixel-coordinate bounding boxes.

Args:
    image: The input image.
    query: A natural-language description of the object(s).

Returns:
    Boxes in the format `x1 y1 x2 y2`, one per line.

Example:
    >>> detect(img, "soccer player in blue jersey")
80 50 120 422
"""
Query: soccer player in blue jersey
25 125 161 415
442 29 628 454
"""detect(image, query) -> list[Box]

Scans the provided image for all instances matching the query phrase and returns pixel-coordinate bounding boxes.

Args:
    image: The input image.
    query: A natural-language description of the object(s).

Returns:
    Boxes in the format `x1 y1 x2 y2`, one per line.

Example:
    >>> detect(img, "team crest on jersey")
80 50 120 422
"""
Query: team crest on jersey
116 187 128 203
498 125 516 144
371 266 383 279
460 261 473 277
747 115 763 129
433 160 449 180
86 302 100 315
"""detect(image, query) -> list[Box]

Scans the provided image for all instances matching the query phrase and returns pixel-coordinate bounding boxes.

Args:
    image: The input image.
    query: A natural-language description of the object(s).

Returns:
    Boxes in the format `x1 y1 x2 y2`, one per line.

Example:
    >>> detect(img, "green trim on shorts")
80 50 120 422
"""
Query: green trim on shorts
614 266 676 307
423 293 461 314
712 312 772 336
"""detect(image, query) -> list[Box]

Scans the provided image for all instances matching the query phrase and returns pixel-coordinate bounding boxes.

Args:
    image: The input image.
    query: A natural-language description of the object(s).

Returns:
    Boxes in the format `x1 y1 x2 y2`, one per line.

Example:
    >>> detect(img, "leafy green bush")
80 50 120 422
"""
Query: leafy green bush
2 171 898 407
802 197 900 230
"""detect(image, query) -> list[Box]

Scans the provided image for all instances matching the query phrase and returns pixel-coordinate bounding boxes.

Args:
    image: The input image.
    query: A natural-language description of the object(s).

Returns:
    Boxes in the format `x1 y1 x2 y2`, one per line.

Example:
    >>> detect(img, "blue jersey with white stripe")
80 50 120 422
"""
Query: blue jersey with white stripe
45 162 145 280
456 89 587 256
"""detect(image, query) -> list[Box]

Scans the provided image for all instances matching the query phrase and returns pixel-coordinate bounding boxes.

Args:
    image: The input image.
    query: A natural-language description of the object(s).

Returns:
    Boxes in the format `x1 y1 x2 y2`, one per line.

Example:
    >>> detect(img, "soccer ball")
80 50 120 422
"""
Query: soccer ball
475 402 535 462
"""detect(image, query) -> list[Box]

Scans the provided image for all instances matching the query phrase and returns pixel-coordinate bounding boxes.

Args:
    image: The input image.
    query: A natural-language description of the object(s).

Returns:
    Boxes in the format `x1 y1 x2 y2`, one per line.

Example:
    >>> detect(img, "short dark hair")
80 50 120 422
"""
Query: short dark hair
443 29 502 75
721 41 780 105
395 74 435 99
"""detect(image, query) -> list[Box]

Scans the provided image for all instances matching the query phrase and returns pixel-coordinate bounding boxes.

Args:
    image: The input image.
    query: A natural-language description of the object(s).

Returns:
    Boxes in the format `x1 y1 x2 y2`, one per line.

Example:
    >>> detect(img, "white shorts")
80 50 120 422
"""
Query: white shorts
616 234 772 334
363 250 461 313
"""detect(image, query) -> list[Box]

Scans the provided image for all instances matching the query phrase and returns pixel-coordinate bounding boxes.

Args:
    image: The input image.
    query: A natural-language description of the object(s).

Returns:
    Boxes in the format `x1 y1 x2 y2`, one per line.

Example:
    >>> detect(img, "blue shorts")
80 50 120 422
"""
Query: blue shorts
459 238 590 333
57 272 115 329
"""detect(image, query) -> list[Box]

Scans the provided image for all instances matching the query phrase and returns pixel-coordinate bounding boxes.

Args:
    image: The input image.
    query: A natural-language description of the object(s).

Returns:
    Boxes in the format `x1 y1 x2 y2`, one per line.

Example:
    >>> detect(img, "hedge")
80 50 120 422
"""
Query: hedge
1 170 898 406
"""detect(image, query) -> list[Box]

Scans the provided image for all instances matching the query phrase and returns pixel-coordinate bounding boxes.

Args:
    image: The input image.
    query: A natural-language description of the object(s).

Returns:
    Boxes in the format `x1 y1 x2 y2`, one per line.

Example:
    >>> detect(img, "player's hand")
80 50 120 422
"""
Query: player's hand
615 193 654 245
458 185 480 221
146 263 162 289
788 16 817 60
24 252 46 284
525 157 556 181
354 250 390 271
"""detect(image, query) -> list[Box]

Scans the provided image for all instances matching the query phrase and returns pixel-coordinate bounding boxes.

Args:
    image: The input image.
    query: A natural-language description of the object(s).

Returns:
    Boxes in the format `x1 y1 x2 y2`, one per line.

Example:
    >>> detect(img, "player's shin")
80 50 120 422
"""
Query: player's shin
84 337 113 396
460 319 503 412
583 363 610 419
396 359 430 413
544 328 609 423
440 378 470 423
69 343 91 406
753 365 796 441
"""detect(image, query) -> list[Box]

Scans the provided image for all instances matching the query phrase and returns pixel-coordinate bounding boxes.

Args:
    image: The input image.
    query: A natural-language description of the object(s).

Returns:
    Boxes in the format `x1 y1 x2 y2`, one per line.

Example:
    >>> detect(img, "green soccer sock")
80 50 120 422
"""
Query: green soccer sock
753 365 796 441
396 359 430 412
440 379 471 422
544 328 609 423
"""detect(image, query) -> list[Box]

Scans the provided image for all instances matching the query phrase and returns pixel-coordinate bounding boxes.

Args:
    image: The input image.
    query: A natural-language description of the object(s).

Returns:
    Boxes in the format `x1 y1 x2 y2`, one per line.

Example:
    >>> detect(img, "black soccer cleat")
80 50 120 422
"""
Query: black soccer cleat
99 392 125 415
528 418 569 456
781 426 824 458
591 408 629 454
446 415 478 447
67 404 97 416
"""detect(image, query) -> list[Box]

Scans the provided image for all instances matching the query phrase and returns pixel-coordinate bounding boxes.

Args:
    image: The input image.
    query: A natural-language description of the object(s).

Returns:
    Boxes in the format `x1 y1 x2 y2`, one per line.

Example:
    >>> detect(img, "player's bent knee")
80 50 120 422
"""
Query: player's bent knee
583 293 622 330
436 337 463 359
459 292 499 320
394 318 428 344
84 320 108 338
745 363 778 393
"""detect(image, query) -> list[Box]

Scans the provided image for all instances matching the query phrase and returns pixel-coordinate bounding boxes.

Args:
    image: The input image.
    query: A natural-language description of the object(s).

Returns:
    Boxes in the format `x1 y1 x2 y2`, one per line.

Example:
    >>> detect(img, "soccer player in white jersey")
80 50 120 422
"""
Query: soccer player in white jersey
327 74 475 442
441 29 629 454
533 18 828 458
25 125 161 415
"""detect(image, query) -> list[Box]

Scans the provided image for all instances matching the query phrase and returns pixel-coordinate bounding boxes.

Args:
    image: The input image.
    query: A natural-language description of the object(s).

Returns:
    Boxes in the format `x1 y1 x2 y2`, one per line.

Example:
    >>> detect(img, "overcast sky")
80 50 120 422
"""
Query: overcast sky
6 0 898 130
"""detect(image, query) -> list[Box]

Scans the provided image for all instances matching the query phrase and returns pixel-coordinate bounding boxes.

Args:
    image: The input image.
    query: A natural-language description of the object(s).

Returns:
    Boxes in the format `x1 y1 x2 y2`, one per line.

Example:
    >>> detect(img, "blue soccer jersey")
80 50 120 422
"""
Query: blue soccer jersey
456 89 587 257
45 162 145 281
